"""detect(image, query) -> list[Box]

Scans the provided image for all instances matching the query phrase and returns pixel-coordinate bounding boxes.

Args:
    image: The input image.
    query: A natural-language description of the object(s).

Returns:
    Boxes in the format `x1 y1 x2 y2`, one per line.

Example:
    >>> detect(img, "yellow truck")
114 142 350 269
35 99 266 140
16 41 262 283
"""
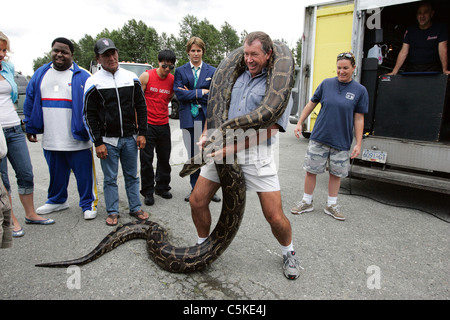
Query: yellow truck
291 0 450 194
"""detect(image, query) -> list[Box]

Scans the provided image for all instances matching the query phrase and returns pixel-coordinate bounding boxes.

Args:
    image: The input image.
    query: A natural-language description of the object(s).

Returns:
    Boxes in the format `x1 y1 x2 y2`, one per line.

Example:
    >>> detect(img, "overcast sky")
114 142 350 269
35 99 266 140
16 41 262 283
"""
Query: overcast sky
3 0 325 76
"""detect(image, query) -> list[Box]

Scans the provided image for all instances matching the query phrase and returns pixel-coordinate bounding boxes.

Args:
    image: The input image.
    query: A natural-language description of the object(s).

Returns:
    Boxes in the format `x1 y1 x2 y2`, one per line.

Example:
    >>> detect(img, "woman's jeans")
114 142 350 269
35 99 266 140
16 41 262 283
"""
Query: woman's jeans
101 137 141 215
0 125 34 195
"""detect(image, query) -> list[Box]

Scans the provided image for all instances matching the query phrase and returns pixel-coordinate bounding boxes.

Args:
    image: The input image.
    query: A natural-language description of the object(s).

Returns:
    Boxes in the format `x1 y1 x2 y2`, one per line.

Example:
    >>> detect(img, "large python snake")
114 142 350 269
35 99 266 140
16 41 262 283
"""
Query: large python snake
36 41 294 272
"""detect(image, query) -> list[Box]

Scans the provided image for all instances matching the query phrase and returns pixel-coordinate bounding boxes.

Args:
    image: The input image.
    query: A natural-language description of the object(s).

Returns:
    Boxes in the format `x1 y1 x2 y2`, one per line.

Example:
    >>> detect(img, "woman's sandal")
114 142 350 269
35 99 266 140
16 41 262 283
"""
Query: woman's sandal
106 214 120 226
13 228 25 238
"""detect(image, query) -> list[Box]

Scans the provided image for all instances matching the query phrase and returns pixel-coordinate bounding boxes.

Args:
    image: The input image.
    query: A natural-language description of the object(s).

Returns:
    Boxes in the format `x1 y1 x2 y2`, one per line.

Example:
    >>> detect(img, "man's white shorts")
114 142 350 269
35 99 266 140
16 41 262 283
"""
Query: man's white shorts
200 159 280 192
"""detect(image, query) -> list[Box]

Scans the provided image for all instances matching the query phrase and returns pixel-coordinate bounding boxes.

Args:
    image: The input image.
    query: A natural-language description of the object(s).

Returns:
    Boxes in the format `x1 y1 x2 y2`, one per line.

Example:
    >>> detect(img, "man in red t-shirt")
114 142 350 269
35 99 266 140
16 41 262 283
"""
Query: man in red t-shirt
139 50 176 205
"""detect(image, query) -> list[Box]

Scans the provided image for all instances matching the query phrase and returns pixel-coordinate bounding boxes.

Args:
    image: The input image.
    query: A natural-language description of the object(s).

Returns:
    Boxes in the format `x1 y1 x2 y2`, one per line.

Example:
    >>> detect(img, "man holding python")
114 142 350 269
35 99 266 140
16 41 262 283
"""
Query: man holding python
189 31 300 280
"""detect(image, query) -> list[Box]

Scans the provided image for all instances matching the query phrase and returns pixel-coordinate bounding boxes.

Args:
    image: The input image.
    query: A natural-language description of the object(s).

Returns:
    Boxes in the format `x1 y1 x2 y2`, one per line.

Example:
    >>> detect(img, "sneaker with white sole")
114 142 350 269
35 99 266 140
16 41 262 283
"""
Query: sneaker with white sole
291 200 314 215
84 210 97 220
36 201 69 215
324 204 345 221
283 251 301 280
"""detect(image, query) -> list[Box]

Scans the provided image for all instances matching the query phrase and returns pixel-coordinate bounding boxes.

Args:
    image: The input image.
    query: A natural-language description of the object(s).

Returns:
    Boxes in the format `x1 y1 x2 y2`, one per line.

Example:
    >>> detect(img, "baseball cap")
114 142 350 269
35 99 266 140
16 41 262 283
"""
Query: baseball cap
94 38 118 55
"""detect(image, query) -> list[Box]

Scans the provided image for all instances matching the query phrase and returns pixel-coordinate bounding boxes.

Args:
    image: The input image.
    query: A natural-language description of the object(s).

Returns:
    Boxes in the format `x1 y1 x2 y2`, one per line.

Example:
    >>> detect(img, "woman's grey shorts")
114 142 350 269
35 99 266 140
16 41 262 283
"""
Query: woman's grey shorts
303 140 350 178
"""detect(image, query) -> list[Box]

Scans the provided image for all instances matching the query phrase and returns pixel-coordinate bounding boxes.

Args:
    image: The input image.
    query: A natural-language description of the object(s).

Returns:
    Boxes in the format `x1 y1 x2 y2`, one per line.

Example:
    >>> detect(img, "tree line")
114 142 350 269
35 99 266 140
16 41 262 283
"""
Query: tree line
33 15 302 72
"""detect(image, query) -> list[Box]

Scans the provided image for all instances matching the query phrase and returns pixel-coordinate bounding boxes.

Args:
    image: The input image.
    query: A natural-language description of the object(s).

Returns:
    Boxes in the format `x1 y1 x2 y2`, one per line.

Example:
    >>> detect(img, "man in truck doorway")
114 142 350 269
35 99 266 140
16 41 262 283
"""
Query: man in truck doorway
388 1 449 75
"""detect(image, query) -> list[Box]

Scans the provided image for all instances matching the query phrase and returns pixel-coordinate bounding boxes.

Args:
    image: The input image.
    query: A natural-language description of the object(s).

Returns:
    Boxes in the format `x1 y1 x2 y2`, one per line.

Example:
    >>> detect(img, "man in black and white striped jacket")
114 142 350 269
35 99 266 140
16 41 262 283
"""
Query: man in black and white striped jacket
83 38 149 226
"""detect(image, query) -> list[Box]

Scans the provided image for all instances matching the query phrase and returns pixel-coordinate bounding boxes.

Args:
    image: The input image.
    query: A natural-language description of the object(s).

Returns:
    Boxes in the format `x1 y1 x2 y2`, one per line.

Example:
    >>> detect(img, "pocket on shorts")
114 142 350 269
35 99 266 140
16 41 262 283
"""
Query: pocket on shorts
303 141 328 174
255 158 277 177
329 149 350 178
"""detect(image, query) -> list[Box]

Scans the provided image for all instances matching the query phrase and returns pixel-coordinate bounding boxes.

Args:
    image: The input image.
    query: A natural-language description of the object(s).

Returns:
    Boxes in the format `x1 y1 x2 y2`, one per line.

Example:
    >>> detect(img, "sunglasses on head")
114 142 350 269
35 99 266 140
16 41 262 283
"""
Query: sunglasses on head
162 64 175 70
338 52 354 59
337 52 356 65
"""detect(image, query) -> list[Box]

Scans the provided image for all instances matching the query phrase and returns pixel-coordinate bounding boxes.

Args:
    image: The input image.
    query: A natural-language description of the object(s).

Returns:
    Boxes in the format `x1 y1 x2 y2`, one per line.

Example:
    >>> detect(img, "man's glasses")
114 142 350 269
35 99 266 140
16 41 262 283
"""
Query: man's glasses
162 64 175 70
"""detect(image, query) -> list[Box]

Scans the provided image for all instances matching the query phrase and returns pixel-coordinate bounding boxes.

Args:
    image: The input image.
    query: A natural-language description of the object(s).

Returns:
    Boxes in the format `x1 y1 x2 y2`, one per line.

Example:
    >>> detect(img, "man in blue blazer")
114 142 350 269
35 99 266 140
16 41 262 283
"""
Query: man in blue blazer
174 37 220 202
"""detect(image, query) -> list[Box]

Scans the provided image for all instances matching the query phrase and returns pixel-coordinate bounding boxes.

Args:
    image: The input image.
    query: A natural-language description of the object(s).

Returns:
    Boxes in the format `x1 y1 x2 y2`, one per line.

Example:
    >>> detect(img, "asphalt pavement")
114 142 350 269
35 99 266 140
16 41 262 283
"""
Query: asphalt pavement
1 119 449 304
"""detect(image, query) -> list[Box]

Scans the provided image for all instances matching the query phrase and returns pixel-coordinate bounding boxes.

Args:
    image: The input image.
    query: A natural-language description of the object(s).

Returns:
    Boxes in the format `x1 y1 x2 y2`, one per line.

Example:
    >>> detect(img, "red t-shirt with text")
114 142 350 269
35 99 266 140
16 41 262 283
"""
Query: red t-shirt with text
144 69 174 125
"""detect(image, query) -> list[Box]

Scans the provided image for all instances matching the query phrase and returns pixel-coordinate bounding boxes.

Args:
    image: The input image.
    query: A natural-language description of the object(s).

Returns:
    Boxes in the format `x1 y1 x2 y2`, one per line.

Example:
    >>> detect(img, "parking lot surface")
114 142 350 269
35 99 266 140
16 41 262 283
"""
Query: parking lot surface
1 120 449 306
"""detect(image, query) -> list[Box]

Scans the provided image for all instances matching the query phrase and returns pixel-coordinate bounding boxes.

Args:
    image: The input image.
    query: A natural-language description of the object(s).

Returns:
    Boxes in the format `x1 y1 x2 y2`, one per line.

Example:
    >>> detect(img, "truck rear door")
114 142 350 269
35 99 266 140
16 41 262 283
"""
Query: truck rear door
297 1 355 132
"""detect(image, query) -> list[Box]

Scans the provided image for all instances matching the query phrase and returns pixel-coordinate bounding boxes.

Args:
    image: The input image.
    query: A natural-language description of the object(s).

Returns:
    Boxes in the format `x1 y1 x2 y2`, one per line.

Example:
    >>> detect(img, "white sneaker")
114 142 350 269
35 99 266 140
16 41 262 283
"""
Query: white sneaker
283 251 301 280
84 210 97 220
36 201 69 215
291 200 314 215
324 204 345 221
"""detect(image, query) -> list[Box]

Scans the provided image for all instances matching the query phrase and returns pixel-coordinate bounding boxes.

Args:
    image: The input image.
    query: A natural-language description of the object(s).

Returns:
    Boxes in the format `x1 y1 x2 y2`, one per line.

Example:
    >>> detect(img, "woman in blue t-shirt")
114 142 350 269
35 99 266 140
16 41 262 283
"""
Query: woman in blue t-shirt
291 52 368 221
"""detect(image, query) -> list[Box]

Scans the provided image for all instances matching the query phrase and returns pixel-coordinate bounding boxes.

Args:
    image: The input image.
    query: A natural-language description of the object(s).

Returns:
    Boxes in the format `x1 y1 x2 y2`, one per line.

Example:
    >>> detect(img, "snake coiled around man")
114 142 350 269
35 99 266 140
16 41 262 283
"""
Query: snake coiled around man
35 41 295 273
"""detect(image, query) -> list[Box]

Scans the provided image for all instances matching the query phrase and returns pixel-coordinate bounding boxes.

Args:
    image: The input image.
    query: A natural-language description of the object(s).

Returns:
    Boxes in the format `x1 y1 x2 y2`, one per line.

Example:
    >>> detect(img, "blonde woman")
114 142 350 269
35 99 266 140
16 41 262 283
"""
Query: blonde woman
0 31 54 238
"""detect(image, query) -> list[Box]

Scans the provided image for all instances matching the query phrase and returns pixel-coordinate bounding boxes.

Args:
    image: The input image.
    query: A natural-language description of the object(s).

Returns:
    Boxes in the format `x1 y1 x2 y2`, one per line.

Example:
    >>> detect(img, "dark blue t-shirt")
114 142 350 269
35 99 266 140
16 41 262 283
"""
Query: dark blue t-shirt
403 22 448 65
310 77 368 151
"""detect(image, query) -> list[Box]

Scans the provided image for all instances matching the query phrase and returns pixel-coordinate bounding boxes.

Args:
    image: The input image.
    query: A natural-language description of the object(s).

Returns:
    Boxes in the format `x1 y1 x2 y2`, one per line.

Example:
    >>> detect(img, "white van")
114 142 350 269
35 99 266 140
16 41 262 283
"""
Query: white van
90 60 152 77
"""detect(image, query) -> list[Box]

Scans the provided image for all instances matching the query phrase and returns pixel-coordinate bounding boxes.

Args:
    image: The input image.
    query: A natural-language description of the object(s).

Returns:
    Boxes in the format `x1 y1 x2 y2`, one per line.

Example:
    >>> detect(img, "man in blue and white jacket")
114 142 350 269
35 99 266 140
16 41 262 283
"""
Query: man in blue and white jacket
24 37 98 220
83 38 148 226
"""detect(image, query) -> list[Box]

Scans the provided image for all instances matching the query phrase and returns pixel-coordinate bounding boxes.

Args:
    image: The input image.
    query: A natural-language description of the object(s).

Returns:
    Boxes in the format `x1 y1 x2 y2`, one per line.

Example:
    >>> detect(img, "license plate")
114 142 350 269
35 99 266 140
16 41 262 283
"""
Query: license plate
362 149 387 164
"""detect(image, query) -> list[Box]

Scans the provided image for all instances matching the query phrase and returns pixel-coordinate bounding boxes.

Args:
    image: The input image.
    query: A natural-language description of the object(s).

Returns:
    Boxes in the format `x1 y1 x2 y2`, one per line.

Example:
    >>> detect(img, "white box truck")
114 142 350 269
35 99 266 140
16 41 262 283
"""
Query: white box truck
290 0 450 194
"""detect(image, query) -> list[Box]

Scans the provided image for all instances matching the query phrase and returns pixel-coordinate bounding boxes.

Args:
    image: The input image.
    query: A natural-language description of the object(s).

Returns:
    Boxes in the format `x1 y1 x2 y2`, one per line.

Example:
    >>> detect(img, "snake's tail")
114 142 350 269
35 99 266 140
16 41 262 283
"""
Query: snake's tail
35 222 151 268
35 253 99 268
179 153 207 178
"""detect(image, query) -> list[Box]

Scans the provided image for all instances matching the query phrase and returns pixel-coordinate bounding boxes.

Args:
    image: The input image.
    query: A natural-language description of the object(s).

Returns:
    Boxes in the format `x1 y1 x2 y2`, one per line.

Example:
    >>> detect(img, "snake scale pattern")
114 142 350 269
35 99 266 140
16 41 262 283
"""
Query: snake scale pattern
36 41 294 272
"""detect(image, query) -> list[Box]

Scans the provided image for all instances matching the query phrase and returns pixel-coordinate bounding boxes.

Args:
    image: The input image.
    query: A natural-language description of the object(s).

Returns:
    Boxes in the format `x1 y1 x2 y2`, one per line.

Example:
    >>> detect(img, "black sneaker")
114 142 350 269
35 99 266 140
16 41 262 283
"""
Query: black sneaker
184 190 192 202
155 190 173 199
211 194 221 203
144 194 155 206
